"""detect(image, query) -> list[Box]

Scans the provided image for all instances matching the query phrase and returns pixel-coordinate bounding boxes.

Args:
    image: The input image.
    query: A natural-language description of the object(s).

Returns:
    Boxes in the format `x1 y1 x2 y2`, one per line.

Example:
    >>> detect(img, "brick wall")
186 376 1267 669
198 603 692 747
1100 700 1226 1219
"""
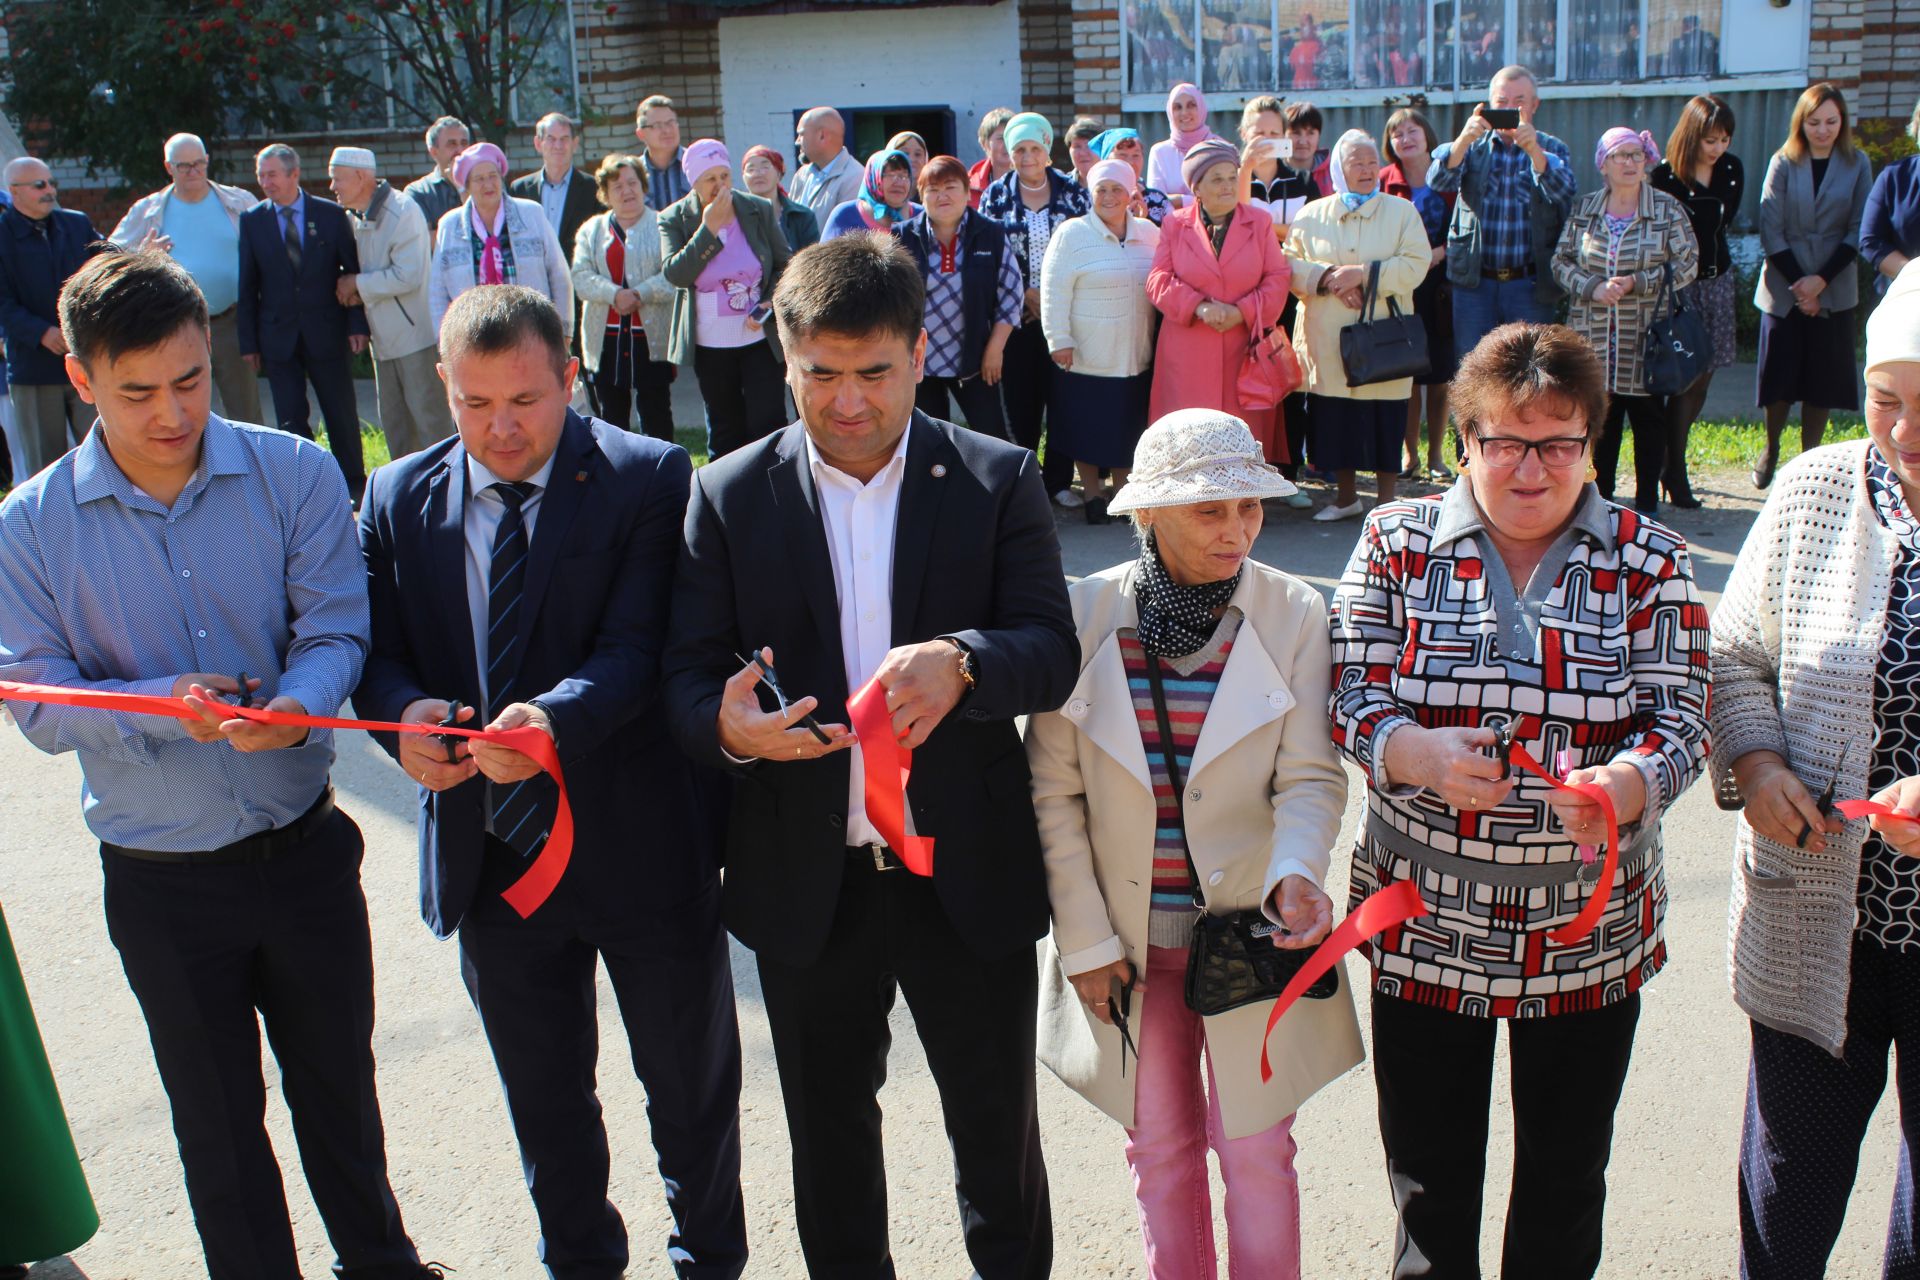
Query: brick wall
1070 0 1122 118
1021 0 1077 132
1810 0 1865 102
588 0 722 160
1857 0 1920 121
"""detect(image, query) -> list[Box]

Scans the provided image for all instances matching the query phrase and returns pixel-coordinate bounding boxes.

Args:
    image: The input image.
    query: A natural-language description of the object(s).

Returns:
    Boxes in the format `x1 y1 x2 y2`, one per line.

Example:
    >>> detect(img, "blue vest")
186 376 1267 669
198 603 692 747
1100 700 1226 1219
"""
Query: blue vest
893 211 1007 380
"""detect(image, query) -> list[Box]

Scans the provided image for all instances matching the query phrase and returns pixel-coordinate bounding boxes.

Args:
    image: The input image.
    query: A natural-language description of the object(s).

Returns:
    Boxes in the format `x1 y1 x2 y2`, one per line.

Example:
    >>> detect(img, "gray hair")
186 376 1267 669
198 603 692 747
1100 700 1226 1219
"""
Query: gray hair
2 156 47 185
255 143 300 173
425 116 469 147
164 133 207 163
1332 129 1381 175
535 111 576 140
1491 64 1539 95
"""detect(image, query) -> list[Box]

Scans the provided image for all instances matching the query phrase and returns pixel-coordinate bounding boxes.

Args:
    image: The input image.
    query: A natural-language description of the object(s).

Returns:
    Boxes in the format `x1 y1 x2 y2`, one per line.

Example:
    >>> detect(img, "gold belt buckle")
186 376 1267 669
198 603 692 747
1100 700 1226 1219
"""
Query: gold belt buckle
866 844 895 872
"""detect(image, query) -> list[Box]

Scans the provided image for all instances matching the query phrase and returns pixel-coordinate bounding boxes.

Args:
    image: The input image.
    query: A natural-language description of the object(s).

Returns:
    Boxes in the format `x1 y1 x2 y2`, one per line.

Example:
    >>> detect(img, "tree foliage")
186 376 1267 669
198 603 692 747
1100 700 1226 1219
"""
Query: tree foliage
2 0 574 193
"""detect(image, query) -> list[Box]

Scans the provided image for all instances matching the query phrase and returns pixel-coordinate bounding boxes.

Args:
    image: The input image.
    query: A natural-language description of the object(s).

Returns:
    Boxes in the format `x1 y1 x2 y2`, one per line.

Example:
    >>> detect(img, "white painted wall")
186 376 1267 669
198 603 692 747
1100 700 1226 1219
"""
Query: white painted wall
1721 0 1810 76
718 1 1022 168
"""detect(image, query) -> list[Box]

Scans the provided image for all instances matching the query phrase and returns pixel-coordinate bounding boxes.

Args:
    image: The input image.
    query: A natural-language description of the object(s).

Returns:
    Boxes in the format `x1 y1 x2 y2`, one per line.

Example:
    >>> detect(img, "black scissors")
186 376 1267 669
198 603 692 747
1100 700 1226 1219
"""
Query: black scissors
213 671 256 710
434 700 467 765
1106 973 1139 1077
735 650 832 746
1486 720 1519 781
1797 750 1851 849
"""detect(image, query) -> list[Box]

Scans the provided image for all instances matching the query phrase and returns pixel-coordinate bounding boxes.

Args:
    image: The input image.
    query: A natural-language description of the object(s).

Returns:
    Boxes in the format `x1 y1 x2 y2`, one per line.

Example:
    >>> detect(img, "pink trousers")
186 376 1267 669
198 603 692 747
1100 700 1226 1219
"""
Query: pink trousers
1123 945 1302 1280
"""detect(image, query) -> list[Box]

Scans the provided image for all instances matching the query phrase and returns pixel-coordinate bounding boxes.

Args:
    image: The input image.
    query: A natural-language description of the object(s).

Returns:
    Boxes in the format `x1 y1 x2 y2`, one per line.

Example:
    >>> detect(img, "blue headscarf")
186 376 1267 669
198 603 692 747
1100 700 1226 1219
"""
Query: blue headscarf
1089 128 1140 160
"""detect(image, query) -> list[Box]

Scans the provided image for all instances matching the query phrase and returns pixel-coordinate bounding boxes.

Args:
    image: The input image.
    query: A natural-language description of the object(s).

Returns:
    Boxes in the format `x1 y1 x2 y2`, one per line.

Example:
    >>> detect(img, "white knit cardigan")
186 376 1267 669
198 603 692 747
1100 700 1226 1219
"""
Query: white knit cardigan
1711 439 1896 1055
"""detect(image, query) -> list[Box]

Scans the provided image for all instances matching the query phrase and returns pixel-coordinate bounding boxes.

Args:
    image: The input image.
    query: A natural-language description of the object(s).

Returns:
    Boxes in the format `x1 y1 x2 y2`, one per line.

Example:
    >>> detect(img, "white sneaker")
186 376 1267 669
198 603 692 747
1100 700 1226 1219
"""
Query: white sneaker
1285 491 1314 509
1053 488 1085 509
1313 500 1364 522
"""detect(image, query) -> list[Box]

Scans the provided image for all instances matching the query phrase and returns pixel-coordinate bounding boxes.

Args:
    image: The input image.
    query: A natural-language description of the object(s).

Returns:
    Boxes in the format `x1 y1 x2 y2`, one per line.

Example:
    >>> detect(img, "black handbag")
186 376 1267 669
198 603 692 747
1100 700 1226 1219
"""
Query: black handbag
1338 259 1431 387
1642 260 1711 395
1143 654 1338 1016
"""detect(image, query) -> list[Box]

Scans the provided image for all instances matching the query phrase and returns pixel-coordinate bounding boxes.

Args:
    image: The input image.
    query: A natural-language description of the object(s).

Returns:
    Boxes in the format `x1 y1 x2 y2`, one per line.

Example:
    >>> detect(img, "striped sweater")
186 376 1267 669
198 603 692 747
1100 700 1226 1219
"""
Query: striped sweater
1119 613 1240 948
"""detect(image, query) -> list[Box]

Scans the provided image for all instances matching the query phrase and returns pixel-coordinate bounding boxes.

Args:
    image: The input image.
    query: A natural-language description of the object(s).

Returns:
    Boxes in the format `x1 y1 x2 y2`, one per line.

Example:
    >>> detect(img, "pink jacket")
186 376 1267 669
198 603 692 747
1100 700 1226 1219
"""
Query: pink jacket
1146 203 1292 426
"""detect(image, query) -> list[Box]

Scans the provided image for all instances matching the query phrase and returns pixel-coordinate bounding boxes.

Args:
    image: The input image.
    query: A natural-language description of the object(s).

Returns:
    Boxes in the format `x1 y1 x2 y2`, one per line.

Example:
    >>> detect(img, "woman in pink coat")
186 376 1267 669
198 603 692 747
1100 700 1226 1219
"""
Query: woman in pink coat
1147 137 1294 462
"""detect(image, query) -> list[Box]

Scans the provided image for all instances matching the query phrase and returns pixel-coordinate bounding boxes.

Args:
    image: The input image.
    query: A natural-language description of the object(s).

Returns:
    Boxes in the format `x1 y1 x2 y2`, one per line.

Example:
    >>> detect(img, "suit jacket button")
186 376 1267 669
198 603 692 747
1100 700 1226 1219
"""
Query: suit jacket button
1067 698 1089 718
1267 690 1287 708
827 814 844 830
1208 870 1225 887
1188 787 1202 802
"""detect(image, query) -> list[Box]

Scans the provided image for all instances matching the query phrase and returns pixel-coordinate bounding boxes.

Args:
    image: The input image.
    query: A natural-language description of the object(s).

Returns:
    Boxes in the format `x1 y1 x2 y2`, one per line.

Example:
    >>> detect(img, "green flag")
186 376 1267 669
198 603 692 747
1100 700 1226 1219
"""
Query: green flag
0 902 99 1263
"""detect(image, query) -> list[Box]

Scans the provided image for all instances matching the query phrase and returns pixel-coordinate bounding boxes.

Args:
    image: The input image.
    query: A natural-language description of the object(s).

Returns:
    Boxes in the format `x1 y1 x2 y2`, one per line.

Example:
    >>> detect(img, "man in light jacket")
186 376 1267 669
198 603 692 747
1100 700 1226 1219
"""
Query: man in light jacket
109 132 263 423
328 147 451 460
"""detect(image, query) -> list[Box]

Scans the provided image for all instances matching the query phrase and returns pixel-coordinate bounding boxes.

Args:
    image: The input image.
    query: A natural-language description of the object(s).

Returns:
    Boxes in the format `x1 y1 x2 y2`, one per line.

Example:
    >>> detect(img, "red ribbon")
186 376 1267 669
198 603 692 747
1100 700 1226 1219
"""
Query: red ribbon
845 676 935 877
1505 740 1622 948
0 678 572 919
1259 879 1428 1083
1836 799 1920 825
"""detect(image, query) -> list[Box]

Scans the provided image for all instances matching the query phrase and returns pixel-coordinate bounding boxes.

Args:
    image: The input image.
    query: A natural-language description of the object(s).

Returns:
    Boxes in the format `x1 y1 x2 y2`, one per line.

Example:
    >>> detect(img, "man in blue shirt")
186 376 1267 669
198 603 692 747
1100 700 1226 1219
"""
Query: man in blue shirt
1427 65 1576 362
508 111 597 265
0 250 446 1280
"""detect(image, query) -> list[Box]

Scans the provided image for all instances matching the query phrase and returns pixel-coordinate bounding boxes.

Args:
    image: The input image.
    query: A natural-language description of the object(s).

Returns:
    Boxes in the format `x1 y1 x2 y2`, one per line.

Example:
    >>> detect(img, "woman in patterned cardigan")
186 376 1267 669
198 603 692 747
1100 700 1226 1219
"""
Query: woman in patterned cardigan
1710 260 1920 1277
1551 127 1699 516
1328 322 1711 1280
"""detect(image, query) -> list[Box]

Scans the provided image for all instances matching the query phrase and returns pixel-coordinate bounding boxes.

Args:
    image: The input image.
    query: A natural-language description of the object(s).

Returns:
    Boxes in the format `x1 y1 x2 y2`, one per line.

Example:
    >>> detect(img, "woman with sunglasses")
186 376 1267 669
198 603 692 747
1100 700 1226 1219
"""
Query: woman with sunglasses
1329 322 1711 1280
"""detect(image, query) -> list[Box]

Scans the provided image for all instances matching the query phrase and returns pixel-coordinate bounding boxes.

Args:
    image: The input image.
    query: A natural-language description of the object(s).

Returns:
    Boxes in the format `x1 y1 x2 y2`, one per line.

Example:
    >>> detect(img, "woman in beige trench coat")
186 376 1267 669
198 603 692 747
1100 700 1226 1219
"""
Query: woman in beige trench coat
1027 407 1363 1280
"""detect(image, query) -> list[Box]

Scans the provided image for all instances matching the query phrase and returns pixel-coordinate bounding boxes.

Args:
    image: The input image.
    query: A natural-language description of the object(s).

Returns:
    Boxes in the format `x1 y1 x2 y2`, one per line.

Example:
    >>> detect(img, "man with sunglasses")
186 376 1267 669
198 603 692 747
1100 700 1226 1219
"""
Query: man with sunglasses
110 133 265 425
0 156 101 477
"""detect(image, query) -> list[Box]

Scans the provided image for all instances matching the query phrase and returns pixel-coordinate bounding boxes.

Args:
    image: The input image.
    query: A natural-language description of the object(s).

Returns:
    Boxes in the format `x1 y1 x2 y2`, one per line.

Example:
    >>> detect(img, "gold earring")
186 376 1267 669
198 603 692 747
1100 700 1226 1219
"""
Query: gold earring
1586 464 1598 482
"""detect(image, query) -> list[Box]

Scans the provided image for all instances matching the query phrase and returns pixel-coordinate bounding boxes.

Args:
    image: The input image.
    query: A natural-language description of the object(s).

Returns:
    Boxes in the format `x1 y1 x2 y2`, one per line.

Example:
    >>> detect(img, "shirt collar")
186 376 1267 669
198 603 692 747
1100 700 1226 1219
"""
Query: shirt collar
274 190 305 221
542 170 570 191
1429 476 1615 553
804 421 912 491
470 201 506 236
72 413 249 509
466 446 559 502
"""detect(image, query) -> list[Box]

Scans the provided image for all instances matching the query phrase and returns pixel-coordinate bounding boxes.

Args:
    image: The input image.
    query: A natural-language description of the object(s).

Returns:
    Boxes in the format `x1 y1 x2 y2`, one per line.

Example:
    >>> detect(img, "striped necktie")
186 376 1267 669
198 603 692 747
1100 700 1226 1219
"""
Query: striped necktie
280 206 302 272
485 481 556 860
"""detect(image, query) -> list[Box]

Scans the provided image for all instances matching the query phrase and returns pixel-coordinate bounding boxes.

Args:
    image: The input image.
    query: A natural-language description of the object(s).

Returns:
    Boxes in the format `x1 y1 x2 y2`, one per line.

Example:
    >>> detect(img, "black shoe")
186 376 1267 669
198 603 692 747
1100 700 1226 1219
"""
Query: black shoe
1084 496 1112 526
417 1264 457 1279
1663 479 1703 509
1753 449 1778 490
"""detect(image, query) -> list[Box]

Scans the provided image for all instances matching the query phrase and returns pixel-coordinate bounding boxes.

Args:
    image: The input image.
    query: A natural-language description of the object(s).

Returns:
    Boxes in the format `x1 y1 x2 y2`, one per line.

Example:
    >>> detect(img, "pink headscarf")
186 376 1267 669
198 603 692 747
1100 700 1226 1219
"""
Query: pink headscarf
1165 83 1215 154
451 142 507 191
1595 127 1661 174
1086 158 1137 196
682 138 732 188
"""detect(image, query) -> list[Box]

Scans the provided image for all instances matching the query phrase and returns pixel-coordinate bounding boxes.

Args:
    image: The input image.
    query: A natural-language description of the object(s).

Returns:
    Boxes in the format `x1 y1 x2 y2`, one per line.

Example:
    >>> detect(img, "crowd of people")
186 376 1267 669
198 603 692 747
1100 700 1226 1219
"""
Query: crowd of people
9 64 1920 1280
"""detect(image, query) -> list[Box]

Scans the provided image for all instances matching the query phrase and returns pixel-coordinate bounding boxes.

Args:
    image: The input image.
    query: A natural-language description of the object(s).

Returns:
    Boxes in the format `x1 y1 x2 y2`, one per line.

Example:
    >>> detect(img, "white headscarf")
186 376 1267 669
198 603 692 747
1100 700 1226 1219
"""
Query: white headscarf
1328 129 1380 204
1867 259 1920 376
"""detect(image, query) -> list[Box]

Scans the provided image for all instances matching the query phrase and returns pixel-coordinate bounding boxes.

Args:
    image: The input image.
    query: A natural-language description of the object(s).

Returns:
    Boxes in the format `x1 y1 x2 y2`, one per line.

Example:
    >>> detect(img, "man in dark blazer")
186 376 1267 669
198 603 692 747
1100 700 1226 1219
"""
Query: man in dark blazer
0 156 101 477
237 143 370 498
353 285 746 1280
508 112 599 265
663 233 1077 1278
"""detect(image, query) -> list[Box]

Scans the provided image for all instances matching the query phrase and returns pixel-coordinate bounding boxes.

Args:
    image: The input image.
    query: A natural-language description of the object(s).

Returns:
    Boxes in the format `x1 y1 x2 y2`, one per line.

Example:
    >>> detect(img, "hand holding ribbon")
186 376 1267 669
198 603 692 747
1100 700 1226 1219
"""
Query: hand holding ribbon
0 678 572 919
1839 773 1920 858
846 674 935 876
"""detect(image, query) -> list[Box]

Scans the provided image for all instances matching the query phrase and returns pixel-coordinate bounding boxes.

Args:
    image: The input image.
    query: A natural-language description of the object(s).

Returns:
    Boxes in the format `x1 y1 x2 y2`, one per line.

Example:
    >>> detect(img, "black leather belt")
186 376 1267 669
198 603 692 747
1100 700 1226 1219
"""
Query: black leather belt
847 843 906 872
104 788 336 866
1481 263 1537 282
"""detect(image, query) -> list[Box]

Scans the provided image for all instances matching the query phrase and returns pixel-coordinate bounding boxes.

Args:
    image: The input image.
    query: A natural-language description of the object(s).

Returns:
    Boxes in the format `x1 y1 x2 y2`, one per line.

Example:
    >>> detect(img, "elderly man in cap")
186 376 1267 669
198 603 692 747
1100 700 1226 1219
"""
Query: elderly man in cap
328 147 450 460
405 117 470 231
110 132 264 423
0 156 102 477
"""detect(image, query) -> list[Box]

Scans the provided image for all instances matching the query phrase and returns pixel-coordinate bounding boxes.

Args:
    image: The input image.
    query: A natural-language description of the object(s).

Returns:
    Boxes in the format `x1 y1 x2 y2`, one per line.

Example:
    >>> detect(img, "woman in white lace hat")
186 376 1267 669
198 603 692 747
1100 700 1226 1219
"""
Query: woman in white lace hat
1028 407 1362 1280
1713 258 1920 1275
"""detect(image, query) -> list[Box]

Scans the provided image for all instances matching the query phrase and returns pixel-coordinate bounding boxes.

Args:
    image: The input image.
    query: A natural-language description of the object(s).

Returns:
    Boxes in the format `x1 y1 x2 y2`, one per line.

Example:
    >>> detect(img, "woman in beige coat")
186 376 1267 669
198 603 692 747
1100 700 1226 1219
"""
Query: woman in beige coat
1029 408 1363 1280
571 154 676 440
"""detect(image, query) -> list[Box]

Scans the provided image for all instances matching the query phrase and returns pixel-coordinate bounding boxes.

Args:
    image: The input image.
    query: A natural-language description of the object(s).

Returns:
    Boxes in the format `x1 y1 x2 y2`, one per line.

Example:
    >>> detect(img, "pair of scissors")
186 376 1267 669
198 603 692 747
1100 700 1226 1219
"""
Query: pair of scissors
1797 749 1852 849
434 700 468 765
735 651 832 746
1106 974 1139 1077
1487 720 1518 780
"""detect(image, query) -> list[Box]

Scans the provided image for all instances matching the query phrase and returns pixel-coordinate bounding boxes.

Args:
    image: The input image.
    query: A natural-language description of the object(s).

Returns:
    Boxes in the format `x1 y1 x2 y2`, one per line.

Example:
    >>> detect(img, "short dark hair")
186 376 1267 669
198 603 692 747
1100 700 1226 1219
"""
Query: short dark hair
918 154 969 194
1065 116 1104 143
1283 102 1323 133
439 285 569 379
59 247 209 369
1451 323 1608 441
774 232 924 349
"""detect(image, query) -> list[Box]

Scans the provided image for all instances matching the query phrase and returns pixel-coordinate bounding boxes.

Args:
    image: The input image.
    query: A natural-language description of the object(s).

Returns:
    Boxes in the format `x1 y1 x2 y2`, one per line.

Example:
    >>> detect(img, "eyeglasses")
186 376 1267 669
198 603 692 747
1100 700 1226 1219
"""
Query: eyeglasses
9 178 54 191
1471 434 1589 468
171 160 209 173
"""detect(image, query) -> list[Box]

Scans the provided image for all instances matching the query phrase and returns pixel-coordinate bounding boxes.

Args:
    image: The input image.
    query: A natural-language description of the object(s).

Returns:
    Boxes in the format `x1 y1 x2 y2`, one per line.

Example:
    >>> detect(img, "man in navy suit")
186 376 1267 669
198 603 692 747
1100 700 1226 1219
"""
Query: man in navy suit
0 157 102 477
237 143 370 498
353 285 746 1280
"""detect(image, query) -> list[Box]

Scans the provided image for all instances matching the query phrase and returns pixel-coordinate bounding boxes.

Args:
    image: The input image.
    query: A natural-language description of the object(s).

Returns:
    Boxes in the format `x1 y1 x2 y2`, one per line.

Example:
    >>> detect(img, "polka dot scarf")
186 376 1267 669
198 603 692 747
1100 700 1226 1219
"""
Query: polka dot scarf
1135 530 1242 659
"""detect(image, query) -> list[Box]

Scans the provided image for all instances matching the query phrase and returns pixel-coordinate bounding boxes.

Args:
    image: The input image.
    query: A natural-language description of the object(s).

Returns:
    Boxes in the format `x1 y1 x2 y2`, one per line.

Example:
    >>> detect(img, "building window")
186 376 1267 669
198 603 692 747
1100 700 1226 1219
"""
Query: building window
1650 0 1721 77
1514 0 1559 81
1566 0 1642 82
1204 0 1275 94
1277 2 1351 91
1353 0 1427 88
1125 0 1201 95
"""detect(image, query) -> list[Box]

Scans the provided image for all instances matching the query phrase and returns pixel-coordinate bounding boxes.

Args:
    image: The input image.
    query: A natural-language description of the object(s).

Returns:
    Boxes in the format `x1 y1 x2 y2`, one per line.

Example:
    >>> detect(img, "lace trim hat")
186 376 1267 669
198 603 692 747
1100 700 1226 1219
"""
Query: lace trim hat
1106 408 1297 513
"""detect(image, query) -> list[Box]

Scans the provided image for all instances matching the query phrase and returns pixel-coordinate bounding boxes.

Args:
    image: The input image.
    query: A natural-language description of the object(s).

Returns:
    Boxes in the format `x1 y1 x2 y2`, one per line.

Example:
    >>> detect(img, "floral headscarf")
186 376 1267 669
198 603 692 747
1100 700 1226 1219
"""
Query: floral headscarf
857 149 913 223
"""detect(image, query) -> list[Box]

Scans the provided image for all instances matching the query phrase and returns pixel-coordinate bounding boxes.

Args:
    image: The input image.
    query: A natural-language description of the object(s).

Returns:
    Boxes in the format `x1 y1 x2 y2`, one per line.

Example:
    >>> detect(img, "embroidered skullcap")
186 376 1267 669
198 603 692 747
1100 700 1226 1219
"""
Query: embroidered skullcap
328 147 376 171
1107 408 1297 513
1867 258 1920 375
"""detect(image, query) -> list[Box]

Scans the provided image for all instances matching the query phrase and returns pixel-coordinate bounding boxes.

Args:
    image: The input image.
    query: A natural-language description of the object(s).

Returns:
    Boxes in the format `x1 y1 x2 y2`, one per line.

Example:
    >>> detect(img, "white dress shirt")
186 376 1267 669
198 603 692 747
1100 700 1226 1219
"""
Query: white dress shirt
464 449 558 711
806 423 912 848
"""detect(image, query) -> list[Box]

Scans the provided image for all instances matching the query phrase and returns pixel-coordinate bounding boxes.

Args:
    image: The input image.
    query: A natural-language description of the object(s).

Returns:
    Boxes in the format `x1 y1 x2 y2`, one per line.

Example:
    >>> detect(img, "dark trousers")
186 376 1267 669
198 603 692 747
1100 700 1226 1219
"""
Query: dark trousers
591 339 683 445
262 337 364 492
1593 393 1669 515
1001 319 1072 495
1277 390 1311 477
917 373 1010 440
1371 989 1641 1280
458 851 746 1280
99 806 419 1280
1740 937 1920 1279
693 341 786 459
755 861 1052 1279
